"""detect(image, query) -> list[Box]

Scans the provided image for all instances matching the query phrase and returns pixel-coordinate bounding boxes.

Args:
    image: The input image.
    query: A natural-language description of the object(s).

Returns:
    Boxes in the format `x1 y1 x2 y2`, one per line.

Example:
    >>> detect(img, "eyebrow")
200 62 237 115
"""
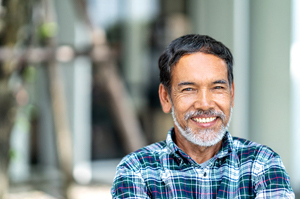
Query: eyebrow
178 80 228 86
177 82 196 86
213 79 228 84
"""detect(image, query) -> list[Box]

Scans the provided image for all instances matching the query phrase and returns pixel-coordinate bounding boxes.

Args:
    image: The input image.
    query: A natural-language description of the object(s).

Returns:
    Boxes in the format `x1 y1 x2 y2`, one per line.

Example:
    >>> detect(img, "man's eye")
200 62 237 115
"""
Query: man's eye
214 86 224 89
182 88 193 91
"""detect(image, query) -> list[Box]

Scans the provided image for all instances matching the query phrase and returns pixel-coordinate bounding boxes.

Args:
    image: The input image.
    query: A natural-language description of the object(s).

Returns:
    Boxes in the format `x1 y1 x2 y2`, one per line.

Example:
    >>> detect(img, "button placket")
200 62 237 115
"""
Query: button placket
202 165 210 178
194 166 205 178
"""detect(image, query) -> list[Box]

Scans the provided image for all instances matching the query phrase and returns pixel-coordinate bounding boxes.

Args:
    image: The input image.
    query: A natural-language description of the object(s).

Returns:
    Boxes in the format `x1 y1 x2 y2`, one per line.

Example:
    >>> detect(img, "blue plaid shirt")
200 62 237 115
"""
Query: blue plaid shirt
112 128 294 198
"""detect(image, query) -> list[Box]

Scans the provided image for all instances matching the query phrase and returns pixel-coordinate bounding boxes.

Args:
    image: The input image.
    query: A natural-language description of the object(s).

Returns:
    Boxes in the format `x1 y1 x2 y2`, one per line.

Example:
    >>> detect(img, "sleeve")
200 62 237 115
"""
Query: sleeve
253 154 295 198
111 165 150 199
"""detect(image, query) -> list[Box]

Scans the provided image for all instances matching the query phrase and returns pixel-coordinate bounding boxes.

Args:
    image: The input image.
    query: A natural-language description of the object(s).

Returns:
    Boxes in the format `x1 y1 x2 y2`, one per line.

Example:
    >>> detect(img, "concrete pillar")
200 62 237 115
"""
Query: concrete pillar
291 0 300 192
249 0 291 175
231 0 250 139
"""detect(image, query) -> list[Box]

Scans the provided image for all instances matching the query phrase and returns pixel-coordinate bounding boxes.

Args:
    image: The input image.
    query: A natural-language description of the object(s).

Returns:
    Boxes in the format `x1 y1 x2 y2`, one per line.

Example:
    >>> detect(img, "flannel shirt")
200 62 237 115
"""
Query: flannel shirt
111 128 294 198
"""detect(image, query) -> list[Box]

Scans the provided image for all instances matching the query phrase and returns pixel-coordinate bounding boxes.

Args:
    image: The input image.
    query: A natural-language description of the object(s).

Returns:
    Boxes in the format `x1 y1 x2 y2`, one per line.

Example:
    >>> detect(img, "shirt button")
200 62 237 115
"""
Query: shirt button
203 172 207 177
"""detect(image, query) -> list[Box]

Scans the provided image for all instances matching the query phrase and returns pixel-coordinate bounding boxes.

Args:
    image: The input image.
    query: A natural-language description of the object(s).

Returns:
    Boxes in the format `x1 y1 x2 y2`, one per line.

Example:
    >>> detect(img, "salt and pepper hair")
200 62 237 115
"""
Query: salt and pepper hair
158 34 234 92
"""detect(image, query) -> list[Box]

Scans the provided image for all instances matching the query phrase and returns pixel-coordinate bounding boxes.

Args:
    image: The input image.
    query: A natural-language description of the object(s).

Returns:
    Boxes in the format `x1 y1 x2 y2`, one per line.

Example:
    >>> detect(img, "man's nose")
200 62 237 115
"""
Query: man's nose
194 89 214 110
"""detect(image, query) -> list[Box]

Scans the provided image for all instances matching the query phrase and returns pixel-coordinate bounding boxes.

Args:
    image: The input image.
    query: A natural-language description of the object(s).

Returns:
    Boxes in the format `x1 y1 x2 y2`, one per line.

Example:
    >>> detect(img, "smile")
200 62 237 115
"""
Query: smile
192 117 217 123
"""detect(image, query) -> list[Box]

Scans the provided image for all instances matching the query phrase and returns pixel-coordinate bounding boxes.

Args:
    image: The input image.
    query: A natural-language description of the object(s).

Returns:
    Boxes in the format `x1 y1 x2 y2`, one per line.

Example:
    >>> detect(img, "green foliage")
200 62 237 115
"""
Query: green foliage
23 66 37 83
9 149 17 160
39 22 58 39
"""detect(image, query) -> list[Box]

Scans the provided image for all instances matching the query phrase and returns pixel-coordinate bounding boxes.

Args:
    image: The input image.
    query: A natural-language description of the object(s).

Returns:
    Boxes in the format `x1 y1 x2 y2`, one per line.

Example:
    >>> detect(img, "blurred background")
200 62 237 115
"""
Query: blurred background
0 0 299 198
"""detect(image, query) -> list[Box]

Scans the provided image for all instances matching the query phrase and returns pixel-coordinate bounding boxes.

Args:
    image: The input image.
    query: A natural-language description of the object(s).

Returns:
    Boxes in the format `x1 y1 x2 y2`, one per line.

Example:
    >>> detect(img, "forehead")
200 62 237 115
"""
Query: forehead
171 52 228 84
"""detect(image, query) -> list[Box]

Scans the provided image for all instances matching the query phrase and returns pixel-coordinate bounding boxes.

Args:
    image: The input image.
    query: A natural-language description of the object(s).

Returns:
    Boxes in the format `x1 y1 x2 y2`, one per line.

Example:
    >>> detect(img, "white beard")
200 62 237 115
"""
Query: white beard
171 107 233 147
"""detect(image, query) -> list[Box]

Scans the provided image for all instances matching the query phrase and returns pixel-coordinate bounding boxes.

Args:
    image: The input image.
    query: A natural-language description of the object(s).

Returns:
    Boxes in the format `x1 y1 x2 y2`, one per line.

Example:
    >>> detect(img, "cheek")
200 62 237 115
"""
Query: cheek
213 93 231 104
173 95 196 111
212 95 232 111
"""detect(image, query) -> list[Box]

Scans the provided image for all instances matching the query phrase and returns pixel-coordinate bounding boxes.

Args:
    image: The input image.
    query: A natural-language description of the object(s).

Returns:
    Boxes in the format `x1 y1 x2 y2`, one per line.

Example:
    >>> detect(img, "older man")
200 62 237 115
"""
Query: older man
111 34 294 198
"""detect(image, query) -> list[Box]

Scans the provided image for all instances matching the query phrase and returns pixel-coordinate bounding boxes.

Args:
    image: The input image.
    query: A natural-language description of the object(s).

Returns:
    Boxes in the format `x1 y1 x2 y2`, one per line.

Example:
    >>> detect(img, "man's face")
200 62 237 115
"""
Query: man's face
159 52 234 147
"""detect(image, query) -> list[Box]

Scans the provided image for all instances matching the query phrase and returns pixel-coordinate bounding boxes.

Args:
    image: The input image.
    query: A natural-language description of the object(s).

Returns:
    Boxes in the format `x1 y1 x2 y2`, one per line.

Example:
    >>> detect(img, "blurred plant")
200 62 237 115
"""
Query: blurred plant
0 0 42 197
39 22 57 39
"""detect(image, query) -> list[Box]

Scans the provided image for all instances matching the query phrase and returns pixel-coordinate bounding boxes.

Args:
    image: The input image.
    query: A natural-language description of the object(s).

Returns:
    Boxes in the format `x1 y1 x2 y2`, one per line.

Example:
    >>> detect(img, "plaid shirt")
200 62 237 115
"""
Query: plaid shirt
111 128 294 198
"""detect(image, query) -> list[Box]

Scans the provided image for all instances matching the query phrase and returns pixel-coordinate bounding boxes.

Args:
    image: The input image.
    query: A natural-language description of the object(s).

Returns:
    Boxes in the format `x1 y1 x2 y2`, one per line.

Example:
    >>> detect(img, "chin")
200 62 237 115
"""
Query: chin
181 128 226 147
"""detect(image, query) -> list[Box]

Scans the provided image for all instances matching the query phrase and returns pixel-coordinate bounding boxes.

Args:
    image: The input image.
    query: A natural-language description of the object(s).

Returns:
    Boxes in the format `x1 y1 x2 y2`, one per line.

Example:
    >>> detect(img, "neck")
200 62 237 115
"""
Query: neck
173 127 222 164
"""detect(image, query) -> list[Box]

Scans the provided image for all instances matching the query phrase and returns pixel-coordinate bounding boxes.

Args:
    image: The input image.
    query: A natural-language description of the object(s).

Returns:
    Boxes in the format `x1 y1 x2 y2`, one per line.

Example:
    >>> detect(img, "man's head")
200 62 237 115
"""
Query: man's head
158 34 235 147
158 34 233 93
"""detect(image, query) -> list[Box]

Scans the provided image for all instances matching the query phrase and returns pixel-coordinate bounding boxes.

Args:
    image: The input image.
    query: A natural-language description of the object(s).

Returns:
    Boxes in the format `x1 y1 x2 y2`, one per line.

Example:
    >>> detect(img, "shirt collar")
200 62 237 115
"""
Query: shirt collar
215 130 234 159
166 127 235 160
166 127 179 154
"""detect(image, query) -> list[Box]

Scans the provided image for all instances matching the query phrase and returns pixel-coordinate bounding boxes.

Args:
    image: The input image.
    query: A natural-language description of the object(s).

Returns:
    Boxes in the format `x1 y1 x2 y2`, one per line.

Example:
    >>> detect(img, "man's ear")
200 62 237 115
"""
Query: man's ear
231 81 235 107
159 84 172 113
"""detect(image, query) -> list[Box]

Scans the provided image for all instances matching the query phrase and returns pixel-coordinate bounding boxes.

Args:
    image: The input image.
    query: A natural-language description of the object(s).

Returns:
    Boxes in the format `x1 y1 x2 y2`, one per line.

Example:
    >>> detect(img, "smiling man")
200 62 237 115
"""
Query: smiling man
111 34 294 198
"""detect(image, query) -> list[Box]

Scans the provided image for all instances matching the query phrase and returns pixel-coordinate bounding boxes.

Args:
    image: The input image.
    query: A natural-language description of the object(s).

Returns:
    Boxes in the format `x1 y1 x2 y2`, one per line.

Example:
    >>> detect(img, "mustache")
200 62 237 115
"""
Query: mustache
184 109 226 121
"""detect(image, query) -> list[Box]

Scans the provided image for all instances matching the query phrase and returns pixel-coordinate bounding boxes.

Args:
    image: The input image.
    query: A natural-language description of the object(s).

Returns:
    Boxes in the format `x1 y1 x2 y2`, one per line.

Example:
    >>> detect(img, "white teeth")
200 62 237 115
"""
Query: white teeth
192 117 216 123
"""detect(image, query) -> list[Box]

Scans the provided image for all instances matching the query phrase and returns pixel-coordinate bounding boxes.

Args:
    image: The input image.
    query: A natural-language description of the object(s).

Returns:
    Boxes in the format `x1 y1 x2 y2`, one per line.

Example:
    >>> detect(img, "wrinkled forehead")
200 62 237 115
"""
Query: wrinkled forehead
170 52 229 84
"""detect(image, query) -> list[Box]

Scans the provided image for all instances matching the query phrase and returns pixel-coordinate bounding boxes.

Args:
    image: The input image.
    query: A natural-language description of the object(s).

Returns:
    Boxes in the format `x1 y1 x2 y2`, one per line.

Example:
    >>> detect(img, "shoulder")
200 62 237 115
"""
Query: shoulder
112 142 168 198
116 141 169 172
231 137 280 163
231 137 292 187
231 138 294 196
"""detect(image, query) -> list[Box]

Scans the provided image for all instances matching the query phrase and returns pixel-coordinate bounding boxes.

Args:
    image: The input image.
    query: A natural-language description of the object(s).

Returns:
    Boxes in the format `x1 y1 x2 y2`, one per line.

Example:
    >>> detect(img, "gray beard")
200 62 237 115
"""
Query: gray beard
171 107 233 147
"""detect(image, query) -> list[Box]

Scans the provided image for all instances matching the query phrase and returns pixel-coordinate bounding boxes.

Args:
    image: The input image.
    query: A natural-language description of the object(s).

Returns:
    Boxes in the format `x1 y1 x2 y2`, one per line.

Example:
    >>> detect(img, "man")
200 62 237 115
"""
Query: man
111 34 294 198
